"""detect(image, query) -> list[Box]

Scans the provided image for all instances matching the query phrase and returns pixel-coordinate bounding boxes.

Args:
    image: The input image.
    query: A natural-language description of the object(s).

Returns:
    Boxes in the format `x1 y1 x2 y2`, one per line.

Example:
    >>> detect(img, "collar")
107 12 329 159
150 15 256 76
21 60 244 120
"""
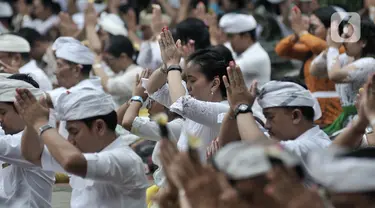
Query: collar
237 42 261 57
295 126 324 141
101 136 128 152
19 60 37 71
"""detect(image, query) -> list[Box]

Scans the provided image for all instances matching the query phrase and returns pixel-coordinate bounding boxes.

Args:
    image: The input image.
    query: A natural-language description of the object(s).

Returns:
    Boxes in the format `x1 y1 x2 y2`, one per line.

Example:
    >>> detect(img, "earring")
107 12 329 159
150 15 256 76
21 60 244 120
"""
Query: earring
211 91 214 95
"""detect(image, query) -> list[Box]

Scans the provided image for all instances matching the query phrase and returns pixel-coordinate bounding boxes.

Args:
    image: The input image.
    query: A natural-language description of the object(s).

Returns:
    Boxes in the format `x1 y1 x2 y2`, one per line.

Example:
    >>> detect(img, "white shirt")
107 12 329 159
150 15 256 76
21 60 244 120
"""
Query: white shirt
0 131 54 208
48 77 104 138
107 64 144 107
149 83 229 162
19 60 53 91
131 117 184 187
22 15 60 35
235 42 271 87
41 137 149 208
136 41 163 71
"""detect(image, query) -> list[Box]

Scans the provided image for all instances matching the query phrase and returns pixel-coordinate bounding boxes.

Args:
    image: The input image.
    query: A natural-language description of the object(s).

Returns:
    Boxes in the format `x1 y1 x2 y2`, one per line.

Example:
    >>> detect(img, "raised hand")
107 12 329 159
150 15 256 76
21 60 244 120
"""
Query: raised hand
326 21 343 49
363 74 375 124
222 61 257 111
151 4 164 35
290 6 308 35
14 89 49 129
58 12 79 37
132 69 152 100
84 2 98 27
158 27 183 68
0 60 19 74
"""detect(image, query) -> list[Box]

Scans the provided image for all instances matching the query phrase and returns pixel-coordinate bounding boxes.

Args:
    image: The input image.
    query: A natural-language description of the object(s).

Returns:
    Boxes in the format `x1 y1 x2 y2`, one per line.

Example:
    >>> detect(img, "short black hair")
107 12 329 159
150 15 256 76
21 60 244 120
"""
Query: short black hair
172 18 211 50
239 29 257 42
41 0 61 14
210 44 234 65
81 111 118 132
187 49 228 97
17 27 47 47
63 60 92 77
312 6 337 29
105 35 135 59
7 73 40 88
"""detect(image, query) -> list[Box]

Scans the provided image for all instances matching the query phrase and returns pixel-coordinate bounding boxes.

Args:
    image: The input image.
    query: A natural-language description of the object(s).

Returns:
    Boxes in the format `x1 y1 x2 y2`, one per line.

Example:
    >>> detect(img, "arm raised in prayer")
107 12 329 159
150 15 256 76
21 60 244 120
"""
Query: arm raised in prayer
217 112 241 147
122 101 143 130
116 101 130 125
15 88 88 177
21 126 44 166
145 66 168 95
158 28 185 103
310 50 328 77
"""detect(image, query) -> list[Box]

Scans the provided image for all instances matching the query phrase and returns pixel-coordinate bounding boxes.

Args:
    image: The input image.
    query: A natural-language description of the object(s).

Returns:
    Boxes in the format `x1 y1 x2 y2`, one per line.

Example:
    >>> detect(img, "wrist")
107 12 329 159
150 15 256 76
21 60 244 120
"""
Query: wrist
166 61 180 69
33 119 49 132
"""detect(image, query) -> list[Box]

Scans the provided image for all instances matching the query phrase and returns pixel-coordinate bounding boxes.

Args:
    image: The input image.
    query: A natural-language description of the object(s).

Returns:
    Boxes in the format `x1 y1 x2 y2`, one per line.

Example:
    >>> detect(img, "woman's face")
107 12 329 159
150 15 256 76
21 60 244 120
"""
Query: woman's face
185 62 216 101
309 14 327 40
343 26 364 57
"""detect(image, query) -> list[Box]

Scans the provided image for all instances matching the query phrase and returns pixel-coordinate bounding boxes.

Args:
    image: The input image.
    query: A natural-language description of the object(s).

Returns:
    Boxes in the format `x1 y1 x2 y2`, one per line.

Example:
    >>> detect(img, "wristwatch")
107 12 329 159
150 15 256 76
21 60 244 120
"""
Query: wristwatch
167 64 182 73
38 124 53 137
234 104 252 118
130 96 144 104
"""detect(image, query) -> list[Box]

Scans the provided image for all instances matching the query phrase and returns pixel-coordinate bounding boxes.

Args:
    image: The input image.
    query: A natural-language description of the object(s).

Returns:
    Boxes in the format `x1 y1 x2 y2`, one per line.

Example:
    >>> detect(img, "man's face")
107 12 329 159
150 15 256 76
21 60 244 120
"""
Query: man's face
55 59 80 89
32 0 47 20
263 107 297 141
103 52 123 73
30 41 47 61
0 52 12 67
228 33 247 54
0 103 25 135
66 120 101 153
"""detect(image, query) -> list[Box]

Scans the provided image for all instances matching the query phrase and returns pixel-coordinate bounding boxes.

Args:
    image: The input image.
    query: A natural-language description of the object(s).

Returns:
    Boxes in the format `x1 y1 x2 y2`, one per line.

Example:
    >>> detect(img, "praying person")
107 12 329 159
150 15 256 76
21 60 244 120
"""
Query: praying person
0 74 54 207
18 88 149 208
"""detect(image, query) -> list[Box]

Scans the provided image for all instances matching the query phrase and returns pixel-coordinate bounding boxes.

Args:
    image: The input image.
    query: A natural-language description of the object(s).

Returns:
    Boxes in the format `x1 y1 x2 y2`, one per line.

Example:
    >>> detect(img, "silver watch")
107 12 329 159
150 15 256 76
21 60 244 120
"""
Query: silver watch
38 124 53 137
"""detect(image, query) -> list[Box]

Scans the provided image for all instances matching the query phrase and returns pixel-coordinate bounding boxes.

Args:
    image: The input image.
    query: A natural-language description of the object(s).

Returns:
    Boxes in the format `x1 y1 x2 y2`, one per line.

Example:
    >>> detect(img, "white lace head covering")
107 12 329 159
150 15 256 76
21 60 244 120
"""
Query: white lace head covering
55 88 115 121
258 81 322 121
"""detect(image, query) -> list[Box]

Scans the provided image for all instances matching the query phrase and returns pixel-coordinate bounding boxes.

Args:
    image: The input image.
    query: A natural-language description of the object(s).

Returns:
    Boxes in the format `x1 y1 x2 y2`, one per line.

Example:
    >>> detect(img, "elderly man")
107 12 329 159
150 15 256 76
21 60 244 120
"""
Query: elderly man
0 74 54 207
0 34 52 91
219 13 271 87
17 88 149 208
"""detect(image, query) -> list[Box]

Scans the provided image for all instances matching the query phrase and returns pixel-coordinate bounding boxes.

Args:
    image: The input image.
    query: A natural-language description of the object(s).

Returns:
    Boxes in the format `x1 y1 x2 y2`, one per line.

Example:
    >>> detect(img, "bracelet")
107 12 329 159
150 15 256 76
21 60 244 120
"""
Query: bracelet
130 96 144 104
167 64 182 73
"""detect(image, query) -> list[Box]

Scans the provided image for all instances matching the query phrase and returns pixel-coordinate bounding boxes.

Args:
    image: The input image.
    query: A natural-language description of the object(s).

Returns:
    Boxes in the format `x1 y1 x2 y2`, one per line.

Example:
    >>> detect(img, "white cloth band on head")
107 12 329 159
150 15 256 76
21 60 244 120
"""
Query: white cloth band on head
308 146 375 192
0 78 45 102
52 37 82 51
258 81 322 121
98 12 128 36
55 88 115 121
53 37 95 65
219 13 257 34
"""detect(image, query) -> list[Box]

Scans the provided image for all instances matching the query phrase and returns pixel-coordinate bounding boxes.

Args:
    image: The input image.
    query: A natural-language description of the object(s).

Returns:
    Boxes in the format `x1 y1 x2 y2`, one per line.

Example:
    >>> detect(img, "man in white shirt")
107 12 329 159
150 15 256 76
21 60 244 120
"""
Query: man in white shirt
93 35 143 106
17 88 149 208
219 13 271 87
0 74 54 208
0 34 52 91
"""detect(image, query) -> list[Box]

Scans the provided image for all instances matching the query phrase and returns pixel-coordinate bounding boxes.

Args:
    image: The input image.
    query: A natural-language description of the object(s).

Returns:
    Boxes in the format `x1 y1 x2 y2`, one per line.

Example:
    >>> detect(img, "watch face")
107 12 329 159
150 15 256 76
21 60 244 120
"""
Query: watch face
239 104 248 111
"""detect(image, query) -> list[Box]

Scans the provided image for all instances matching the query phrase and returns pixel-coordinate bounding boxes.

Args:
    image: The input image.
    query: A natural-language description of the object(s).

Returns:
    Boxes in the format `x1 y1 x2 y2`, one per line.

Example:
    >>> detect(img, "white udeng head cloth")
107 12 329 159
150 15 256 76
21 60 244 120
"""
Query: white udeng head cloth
219 13 257 34
55 88 115 121
0 77 45 102
258 81 322 121
0 34 30 53
213 141 300 180
53 37 95 65
308 146 375 193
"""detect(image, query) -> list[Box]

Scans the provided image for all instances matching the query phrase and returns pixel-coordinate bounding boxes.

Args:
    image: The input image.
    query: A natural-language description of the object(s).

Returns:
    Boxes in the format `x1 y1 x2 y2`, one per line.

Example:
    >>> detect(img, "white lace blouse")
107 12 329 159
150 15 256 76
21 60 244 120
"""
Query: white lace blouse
148 82 230 162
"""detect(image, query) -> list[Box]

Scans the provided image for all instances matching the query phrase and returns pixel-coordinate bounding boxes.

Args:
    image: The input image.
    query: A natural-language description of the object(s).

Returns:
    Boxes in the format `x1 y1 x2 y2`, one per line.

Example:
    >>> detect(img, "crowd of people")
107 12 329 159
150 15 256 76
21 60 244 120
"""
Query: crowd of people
0 0 375 207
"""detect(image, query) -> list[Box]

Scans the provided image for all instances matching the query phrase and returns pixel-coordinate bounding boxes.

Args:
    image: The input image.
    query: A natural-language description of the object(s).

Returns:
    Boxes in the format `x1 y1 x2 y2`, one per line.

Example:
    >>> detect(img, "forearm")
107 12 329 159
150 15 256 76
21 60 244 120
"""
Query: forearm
218 112 240 147
326 47 347 82
85 25 102 54
36 124 87 177
332 120 366 148
67 0 78 15
310 51 328 77
21 126 44 166
121 102 142 131
116 101 130 125
168 71 186 103
128 30 142 47
93 65 109 91
159 1 177 24
146 67 167 94
236 113 268 142
176 4 190 24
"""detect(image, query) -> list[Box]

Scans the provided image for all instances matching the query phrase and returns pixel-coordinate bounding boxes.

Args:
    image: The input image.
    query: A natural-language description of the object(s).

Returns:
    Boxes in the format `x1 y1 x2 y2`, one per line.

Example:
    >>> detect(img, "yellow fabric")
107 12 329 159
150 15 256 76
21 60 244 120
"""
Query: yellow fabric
139 108 149 117
55 172 69 183
146 185 160 208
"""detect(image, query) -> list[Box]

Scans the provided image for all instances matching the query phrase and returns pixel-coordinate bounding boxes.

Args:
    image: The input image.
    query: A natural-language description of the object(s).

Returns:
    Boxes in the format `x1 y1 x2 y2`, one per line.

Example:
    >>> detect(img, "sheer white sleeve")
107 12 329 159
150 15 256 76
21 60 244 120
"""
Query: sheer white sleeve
143 81 188 108
347 58 375 83
170 95 230 127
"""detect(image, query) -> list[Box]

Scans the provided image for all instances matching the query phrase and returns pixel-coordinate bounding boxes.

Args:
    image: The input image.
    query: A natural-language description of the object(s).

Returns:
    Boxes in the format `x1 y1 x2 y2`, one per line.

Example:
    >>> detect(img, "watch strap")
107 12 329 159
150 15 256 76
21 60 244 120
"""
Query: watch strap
38 124 53 137
167 64 182 73
234 104 252 118
130 96 144 104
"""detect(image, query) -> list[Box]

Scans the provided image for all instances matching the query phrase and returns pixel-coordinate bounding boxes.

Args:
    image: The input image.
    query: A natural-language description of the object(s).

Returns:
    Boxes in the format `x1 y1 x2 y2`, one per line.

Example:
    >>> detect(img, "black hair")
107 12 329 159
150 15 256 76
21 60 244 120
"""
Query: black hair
312 6 337 29
277 77 314 121
172 18 211 50
358 20 375 57
41 0 61 14
17 27 47 47
105 35 135 60
210 44 234 65
218 0 247 11
63 60 92 77
7 73 40 88
187 49 228 97
81 111 118 132
239 29 257 42
268 157 305 180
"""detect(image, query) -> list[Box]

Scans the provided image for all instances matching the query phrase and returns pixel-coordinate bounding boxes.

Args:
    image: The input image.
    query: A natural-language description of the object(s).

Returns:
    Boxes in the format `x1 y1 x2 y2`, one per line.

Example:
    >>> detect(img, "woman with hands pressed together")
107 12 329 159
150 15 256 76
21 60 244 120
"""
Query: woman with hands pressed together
144 27 229 161
313 19 375 136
